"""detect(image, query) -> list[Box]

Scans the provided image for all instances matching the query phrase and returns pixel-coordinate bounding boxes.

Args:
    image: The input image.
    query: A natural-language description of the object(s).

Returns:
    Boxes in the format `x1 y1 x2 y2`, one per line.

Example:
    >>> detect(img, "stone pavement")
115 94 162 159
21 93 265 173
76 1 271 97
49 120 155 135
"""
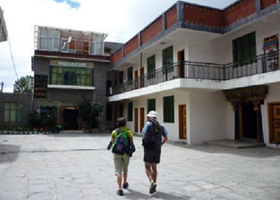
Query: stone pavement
0 133 280 200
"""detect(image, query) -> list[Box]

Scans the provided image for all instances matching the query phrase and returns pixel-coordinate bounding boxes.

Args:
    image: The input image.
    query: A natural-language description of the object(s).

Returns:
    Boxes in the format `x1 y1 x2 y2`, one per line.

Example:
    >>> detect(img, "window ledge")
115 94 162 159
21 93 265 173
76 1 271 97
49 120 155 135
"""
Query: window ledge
48 84 95 90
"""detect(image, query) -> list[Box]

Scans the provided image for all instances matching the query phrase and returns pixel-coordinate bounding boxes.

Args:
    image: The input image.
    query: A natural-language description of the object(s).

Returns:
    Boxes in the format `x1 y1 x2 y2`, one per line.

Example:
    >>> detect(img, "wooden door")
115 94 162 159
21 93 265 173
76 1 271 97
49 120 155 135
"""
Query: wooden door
269 103 280 143
134 70 138 89
140 67 144 88
134 108 138 133
177 50 185 78
179 105 187 139
140 107 145 132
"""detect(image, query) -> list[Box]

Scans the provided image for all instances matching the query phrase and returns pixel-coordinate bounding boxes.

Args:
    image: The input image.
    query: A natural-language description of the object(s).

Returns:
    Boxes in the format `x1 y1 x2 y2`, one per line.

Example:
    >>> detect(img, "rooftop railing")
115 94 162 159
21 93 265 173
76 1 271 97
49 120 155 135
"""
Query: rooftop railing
111 51 279 95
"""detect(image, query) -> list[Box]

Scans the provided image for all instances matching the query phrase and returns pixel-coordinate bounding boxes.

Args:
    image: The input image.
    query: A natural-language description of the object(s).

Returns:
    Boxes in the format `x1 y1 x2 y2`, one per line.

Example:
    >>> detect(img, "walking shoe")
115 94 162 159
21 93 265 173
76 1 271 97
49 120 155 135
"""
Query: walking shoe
117 189 124 196
149 183 157 194
123 182 129 189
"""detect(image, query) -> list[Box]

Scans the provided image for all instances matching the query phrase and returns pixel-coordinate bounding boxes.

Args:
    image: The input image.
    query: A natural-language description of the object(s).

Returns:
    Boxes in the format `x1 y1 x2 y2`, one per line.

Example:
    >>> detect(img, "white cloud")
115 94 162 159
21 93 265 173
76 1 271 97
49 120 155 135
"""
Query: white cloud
0 0 236 92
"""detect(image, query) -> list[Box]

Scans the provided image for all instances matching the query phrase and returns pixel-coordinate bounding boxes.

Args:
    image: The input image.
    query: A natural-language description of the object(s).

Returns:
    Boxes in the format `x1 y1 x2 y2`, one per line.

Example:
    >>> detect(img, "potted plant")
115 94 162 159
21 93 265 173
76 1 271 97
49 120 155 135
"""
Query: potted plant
79 99 103 133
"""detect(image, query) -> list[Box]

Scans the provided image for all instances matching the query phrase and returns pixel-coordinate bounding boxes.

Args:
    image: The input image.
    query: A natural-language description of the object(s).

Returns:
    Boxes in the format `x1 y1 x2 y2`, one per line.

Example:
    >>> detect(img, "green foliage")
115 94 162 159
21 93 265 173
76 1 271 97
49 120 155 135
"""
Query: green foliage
79 99 103 129
14 75 34 94
28 108 58 131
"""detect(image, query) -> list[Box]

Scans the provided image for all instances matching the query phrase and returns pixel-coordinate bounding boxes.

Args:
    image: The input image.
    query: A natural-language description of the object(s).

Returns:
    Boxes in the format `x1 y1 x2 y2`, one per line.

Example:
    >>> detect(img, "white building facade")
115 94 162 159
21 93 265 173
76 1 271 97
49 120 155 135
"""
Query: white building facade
108 0 280 148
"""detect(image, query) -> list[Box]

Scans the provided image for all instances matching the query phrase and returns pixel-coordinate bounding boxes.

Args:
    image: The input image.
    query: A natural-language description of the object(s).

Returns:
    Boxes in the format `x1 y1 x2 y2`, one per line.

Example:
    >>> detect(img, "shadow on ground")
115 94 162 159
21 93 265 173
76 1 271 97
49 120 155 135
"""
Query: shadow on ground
125 188 190 199
0 142 20 164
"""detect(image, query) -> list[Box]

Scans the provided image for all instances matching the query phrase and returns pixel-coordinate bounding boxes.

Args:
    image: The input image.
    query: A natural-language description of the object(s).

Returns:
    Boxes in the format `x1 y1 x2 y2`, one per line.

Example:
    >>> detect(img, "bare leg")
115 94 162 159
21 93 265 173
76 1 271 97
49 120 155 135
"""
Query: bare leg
145 162 154 183
151 163 157 183
116 174 122 190
123 173 127 184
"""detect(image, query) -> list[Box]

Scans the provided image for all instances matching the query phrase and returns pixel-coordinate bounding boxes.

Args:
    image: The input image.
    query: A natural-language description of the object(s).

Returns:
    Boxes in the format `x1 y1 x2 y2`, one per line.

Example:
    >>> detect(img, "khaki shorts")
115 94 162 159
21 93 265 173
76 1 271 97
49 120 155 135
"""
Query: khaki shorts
114 153 130 175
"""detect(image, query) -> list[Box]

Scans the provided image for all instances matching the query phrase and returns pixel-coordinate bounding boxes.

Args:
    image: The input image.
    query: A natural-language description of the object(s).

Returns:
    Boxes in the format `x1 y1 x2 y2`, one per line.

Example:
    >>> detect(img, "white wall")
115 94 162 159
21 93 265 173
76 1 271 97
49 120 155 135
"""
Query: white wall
188 89 228 144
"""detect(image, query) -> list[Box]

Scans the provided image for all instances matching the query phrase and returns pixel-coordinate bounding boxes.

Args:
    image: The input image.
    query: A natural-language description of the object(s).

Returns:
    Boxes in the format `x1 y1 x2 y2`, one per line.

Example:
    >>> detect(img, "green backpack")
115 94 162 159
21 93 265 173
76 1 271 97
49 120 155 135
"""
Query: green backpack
111 129 128 155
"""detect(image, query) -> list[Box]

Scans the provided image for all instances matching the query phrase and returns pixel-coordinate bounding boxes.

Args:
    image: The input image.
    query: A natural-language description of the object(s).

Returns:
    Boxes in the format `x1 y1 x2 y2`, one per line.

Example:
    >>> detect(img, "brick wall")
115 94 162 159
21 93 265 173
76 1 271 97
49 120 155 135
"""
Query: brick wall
261 0 278 10
124 35 139 57
166 5 177 29
141 16 163 45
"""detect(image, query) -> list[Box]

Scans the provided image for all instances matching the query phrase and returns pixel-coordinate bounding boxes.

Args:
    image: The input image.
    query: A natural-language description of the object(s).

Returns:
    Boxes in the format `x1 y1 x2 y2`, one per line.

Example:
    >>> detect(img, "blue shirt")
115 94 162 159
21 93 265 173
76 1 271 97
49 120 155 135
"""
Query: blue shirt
142 121 168 136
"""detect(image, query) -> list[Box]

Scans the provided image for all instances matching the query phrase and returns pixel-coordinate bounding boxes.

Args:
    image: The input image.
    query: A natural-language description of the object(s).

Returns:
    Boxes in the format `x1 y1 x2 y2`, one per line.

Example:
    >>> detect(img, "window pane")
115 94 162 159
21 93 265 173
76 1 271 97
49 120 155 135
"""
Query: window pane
4 110 9 122
10 110 16 122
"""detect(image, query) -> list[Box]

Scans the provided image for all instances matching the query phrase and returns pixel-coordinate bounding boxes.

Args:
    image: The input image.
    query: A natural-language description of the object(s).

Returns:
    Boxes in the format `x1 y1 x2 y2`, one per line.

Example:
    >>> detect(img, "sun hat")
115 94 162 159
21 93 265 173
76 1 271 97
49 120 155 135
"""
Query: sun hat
147 111 157 118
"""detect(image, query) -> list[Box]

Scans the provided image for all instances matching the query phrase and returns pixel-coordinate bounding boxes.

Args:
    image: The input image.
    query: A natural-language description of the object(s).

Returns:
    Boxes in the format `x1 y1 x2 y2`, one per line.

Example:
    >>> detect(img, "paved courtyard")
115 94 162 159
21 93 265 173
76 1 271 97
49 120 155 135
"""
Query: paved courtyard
0 132 280 200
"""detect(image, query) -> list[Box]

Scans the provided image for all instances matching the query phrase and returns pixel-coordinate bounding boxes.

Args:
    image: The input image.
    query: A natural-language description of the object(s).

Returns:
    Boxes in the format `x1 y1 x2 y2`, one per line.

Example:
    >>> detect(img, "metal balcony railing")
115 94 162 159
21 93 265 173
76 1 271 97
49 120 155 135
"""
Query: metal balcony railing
111 51 280 95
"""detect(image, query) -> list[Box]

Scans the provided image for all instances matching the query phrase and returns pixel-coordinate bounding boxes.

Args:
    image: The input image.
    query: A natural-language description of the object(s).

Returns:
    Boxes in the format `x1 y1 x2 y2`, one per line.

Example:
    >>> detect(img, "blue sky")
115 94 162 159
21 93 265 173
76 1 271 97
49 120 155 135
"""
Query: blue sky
0 0 237 92
53 0 81 8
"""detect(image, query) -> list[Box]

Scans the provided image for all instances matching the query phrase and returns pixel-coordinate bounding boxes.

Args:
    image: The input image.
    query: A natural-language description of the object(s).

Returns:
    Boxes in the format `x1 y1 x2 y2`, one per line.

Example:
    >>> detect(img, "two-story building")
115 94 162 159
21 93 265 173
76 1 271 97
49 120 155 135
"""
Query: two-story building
107 0 280 148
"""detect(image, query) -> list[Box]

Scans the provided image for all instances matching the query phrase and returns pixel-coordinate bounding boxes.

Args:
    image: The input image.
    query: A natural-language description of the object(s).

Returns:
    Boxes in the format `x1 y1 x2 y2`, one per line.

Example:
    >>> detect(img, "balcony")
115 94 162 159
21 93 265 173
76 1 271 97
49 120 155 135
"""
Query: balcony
111 51 279 95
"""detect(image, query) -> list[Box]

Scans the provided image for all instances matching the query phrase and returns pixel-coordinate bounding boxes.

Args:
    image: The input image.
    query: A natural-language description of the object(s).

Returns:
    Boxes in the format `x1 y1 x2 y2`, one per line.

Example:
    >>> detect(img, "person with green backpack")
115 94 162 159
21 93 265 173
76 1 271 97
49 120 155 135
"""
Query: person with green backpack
109 117 134 196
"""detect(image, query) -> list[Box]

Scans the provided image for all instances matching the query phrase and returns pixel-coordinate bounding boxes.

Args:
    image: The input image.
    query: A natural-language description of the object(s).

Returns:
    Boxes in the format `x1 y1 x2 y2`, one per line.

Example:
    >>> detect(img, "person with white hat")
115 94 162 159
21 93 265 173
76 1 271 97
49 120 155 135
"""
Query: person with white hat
141 110 168 194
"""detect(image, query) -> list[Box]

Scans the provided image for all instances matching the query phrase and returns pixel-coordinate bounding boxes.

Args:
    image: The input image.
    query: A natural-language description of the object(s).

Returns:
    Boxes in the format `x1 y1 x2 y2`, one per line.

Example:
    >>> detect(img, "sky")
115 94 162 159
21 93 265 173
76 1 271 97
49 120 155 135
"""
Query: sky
0 0 236 93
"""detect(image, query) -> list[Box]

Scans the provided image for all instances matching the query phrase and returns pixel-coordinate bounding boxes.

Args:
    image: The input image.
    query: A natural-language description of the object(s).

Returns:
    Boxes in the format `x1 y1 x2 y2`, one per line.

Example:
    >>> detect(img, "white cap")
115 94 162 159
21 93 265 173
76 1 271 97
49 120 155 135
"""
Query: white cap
147 111 157 118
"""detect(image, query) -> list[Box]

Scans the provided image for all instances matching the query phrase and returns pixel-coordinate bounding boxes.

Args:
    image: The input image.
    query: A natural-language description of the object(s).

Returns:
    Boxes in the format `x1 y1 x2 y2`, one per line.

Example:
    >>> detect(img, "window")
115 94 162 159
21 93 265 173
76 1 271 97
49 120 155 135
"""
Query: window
128 102 133 121
4 103 22 123
147 99 156 112
127 67 133 85
147 55 156 79
233 32 256 63
39 28 61 51
106 104 112 121
51 66 92 86
163 96 174 123
162 46 173 73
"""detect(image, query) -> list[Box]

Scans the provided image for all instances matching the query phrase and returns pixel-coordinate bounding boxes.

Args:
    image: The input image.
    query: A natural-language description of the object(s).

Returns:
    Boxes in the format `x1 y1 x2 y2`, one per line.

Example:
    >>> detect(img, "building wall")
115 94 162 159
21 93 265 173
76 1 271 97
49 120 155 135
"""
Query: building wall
33 56 110 129
123 88 228 143
0 93 32 129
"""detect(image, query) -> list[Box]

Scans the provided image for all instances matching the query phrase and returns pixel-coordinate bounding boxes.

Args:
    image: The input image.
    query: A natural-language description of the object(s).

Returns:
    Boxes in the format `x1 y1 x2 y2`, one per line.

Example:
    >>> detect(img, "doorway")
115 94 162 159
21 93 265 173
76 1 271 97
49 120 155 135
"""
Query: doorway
179 105 187 139
240 102 258 140
177 50 185 78
134 108 138 133
63 108 79 130
140 107 145 132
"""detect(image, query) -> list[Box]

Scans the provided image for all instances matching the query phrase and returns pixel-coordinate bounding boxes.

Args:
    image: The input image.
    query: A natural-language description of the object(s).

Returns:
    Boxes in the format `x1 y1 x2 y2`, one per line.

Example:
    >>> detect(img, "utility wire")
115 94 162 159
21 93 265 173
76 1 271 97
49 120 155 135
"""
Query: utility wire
8 38 18 80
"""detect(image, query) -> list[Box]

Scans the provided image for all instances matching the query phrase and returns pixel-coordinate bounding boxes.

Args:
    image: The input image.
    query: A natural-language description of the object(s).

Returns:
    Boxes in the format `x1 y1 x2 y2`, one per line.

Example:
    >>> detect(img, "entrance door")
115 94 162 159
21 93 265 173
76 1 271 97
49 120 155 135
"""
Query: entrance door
268 103 280 143
63 107 79 130
134 108 138 133
179 105 187 139
140 107 145 132
177 50 185 78
134 70 138 89
140 67 144 88
240 102 258 140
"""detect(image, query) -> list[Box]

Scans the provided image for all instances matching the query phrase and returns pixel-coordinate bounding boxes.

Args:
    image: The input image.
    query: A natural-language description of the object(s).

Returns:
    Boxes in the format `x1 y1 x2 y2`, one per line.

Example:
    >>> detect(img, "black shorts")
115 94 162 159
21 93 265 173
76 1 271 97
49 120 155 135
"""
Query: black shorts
144 148 161 164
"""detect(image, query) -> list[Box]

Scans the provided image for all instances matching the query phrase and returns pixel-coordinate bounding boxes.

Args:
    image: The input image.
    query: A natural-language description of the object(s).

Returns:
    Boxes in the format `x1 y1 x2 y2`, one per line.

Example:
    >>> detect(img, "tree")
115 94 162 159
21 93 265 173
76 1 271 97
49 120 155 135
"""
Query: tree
13 75 34 94
79 99 103 132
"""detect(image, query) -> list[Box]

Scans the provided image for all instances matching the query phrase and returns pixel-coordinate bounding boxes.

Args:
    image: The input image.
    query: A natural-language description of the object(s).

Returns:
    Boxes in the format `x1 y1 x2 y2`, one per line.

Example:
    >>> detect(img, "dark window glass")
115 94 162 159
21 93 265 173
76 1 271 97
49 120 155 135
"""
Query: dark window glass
147 99 156 112
147 55 156 80
233 32 256 63
128 102 133 121
163 96 174 123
